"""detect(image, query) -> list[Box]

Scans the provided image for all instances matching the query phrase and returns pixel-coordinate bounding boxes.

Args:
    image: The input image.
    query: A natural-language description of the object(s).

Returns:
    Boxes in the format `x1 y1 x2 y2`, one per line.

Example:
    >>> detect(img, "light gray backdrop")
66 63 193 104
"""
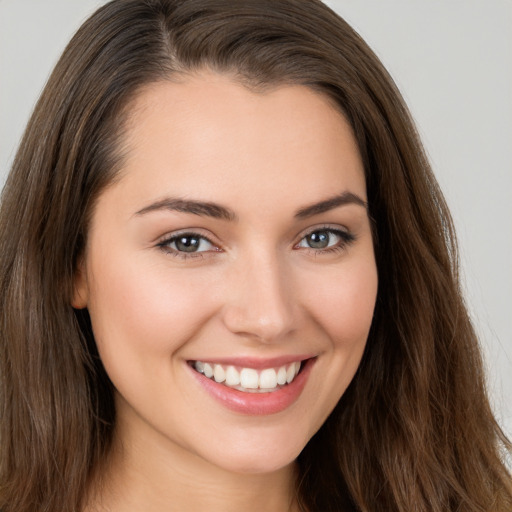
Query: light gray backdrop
1 0 511 438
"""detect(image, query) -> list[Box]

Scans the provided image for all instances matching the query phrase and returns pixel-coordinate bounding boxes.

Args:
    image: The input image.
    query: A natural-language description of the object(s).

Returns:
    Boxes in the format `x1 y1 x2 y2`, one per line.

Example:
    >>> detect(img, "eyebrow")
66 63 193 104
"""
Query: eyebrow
294 192 368 219
134 191 367 221
135 198 237 221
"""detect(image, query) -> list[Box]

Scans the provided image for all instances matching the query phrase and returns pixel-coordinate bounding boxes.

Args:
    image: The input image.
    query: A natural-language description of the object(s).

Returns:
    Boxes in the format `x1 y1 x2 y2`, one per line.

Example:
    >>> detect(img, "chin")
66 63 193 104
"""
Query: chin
214 451 298 475
197 430 306 475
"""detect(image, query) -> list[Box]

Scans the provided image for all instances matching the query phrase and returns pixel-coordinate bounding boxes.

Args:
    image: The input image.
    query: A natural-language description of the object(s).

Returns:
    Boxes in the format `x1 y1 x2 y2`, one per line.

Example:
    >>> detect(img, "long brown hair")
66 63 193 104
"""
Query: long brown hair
1 1 510 510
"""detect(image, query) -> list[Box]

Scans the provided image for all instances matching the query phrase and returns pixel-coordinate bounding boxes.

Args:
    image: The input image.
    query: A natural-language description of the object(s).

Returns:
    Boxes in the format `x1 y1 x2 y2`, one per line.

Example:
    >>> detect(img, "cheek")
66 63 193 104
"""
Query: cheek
302 253 377 397
85 251 218 363
302 257 378 346
288 255 377 434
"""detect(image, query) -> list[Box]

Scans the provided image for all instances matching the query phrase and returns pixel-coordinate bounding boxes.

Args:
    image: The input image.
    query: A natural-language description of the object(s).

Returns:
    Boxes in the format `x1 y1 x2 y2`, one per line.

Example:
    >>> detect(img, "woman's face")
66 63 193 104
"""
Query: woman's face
73 73 378 475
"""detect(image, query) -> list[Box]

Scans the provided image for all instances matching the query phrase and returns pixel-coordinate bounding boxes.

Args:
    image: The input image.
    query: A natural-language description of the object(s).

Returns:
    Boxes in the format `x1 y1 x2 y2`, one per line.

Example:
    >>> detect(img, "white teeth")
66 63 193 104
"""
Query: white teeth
213 364 225 383
192 360 304 392
203 362 213 378
225 365 240 386
276 366 287 385
286 364 295 384
259 368 277 389
240 368 259 389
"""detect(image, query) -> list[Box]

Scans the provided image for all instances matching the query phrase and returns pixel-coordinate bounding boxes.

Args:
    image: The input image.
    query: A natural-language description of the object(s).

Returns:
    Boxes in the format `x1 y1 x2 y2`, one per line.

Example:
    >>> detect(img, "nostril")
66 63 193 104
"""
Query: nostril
221 305 296 342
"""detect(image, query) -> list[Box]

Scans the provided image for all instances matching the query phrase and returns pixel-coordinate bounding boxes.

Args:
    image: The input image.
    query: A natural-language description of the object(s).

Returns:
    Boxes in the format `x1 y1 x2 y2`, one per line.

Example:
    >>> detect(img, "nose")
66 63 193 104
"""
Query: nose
221 251 297 343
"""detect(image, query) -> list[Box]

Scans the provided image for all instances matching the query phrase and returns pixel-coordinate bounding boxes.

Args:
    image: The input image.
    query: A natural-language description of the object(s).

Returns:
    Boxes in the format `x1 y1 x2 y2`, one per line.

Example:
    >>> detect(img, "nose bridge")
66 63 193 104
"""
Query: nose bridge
222 247 296 342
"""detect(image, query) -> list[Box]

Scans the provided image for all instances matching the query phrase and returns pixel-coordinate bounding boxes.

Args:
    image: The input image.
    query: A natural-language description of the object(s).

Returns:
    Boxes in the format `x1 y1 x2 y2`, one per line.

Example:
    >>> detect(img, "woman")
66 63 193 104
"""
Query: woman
0 0 510 511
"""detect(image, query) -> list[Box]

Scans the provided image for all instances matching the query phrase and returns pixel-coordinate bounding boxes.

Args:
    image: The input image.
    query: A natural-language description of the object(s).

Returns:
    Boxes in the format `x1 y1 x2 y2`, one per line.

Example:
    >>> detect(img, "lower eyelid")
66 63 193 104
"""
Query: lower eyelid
156 232 218 255
296 228 355 247
156 228 355 257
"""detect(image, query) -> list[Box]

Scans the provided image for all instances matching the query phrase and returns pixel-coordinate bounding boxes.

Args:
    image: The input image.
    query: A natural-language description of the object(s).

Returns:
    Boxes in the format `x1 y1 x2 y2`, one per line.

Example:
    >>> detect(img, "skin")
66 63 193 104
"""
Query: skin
74 73 378 512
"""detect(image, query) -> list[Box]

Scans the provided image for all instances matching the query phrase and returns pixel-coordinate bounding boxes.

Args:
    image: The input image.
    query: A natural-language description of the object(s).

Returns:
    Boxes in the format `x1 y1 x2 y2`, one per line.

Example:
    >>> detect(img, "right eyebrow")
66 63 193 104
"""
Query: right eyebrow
134 197 238 222
294 191 368 219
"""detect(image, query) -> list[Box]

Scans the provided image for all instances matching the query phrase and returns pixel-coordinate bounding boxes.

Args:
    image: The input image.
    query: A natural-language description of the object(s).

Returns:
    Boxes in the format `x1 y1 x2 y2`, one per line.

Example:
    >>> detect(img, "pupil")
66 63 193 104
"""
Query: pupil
307 231 329 249
176 236 200 252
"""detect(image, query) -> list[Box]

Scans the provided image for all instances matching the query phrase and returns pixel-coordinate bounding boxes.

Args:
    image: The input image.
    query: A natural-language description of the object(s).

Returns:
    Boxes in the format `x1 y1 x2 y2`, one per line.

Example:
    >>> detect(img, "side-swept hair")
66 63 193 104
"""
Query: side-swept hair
1 1 510 511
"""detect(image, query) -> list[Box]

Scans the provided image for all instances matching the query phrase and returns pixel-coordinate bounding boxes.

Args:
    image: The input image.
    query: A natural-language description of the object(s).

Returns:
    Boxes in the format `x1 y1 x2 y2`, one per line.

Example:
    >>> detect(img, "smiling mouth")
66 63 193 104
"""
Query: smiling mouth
190 360 303 393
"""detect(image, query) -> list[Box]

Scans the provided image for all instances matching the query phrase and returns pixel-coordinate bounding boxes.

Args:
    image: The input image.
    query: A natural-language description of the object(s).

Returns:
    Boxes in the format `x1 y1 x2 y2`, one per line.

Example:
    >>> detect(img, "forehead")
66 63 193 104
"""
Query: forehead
109 73 366 214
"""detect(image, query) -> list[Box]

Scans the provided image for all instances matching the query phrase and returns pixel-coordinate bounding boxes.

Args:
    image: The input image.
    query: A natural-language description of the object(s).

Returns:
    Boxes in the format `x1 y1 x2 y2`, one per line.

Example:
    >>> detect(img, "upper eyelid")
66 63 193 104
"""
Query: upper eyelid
157 229 218 245
295 224 352 241
156 224 354 249
157 232 220 259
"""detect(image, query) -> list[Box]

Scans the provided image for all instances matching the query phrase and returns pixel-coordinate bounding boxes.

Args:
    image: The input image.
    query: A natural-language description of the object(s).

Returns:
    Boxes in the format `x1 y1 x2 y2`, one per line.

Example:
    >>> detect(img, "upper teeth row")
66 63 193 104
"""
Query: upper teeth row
194 361 301 390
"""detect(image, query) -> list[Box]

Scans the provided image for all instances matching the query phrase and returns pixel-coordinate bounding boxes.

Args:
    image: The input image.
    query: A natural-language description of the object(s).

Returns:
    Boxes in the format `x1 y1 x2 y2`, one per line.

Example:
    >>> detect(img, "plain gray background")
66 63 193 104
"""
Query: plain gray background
1 0 511 438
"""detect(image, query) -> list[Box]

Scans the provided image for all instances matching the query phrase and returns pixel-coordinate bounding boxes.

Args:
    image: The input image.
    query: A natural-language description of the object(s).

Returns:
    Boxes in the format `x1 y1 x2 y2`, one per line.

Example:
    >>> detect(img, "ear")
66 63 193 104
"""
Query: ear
71 257 89 309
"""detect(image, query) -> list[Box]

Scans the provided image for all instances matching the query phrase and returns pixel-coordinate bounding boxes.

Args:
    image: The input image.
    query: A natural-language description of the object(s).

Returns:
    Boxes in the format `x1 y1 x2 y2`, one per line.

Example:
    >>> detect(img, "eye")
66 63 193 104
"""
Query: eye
296 228 354 251
158 232 216 256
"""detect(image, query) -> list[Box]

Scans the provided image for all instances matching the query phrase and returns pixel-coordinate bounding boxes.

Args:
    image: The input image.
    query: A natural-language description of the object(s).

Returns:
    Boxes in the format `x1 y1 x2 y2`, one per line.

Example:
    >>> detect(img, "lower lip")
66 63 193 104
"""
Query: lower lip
188 358 315 415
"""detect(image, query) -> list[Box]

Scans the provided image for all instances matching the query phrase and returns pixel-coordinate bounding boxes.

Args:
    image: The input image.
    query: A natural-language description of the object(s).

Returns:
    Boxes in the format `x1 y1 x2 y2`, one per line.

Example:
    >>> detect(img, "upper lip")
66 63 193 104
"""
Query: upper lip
188 354 315 369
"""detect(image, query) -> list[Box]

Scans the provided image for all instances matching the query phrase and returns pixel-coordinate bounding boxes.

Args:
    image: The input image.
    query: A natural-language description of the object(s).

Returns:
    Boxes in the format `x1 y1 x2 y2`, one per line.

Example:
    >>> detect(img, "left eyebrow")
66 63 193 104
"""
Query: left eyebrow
294 191 368 219
134 197 237 221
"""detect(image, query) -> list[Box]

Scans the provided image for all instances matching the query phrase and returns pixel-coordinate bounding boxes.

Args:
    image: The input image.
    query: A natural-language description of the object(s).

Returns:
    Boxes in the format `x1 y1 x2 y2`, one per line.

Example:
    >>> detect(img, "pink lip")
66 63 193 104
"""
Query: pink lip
189 354 315 370
188 357 316 415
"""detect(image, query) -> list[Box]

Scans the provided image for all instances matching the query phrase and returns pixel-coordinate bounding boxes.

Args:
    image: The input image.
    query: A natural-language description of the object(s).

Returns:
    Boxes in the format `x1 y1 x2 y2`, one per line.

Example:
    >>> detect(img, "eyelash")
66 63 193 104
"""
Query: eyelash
157 231 218 260
297 226 356 256
157 226 356 260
